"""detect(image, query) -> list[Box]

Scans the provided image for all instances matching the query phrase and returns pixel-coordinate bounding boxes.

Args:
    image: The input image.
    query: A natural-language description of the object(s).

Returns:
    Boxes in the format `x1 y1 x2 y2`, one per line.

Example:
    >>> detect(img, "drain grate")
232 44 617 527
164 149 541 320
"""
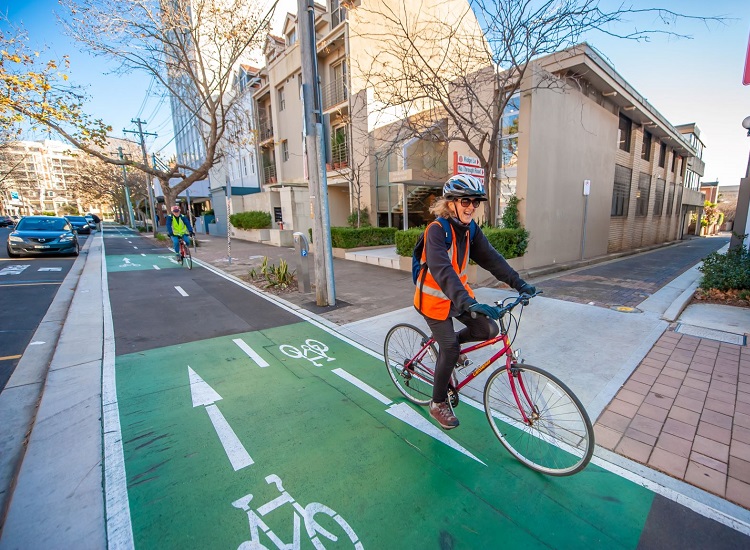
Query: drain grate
675 323 746 345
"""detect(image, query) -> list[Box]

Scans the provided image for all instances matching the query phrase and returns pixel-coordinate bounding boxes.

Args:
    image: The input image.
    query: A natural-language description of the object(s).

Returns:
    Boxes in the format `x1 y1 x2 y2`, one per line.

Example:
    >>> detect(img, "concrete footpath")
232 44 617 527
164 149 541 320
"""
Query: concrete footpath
1 227 749 546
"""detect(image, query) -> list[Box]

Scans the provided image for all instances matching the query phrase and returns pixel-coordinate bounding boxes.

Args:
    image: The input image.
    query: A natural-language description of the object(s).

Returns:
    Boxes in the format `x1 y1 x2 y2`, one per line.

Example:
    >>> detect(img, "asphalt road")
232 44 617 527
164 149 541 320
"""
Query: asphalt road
0 227 85 391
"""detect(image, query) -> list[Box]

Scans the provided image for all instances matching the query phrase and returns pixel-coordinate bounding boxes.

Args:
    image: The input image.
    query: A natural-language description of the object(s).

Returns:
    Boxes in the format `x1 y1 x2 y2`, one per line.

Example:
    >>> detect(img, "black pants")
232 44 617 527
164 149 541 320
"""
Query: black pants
424 312 499 403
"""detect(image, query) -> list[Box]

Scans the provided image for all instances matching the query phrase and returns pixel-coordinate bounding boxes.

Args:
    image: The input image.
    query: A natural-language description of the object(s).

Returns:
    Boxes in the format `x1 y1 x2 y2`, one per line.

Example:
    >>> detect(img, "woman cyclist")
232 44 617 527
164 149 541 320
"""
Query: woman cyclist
415 174 536 430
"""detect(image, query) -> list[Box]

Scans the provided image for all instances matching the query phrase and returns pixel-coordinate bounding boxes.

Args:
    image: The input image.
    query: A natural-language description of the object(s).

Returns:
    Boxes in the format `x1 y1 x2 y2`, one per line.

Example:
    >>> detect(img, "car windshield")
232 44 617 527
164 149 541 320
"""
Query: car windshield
66 216 88 222
16 218 70 231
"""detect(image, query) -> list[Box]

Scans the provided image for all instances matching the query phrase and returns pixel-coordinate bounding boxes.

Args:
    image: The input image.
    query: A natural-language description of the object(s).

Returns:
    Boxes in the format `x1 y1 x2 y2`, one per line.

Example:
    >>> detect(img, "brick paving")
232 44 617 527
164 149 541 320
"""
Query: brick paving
595 330 750 510
538 237 728 308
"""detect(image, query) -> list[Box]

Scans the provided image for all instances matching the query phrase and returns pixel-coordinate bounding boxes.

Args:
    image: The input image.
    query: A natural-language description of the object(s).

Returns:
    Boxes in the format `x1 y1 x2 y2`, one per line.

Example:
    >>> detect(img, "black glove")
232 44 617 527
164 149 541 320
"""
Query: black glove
468 302 501 320
518 282 536 296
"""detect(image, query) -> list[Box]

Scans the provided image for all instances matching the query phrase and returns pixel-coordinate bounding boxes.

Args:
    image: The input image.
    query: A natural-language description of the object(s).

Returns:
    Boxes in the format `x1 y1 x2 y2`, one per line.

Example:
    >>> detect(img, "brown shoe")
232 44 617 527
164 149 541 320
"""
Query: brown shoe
429 400 459 430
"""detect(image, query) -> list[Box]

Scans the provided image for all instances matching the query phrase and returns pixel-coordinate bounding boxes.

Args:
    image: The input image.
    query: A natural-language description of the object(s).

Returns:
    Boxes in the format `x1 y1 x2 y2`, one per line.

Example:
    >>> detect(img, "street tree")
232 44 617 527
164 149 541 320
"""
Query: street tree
352 0 721 223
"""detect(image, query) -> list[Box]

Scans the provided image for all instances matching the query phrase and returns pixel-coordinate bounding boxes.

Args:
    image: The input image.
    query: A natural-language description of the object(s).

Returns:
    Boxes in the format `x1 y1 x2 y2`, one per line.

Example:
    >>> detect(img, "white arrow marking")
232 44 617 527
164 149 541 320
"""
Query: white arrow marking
188 366 253 470
331 368 485 465
153 265 160 270
233 338 270 367
38 267 62 272
175 286 188 296
332 368 391 405
386 403 486 465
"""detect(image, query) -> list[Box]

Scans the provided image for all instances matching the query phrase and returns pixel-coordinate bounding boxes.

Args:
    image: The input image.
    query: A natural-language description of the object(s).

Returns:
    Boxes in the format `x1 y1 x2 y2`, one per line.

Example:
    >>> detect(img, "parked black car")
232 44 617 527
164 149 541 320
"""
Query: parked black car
6 216 79 257
65 215 92 234
0 215 14 227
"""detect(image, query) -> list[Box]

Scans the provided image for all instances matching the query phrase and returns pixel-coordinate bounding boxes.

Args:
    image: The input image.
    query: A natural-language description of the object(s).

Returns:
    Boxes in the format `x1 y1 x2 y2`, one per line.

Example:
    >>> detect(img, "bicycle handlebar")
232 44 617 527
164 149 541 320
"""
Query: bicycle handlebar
469 290 542 319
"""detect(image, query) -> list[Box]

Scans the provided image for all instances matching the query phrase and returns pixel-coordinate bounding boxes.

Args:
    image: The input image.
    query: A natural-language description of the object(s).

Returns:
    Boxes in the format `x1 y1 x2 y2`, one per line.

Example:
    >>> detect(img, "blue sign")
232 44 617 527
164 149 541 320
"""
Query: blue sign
10 191 19 200
301 250 308 257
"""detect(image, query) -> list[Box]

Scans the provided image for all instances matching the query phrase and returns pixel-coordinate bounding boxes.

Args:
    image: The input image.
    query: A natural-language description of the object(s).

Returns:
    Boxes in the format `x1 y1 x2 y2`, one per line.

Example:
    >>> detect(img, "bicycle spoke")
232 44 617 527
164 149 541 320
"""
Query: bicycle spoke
384 324 436 405
484 365 594 476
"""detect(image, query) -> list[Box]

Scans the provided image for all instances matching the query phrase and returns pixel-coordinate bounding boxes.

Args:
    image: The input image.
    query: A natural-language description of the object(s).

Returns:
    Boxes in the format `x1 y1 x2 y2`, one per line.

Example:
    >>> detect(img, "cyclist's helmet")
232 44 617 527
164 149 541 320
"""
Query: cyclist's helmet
442 174 487 200
171 205 181 214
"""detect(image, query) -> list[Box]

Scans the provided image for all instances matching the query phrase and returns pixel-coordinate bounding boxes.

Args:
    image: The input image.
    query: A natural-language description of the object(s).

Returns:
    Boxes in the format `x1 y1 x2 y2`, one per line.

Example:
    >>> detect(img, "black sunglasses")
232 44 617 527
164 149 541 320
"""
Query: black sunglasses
455 198 482 208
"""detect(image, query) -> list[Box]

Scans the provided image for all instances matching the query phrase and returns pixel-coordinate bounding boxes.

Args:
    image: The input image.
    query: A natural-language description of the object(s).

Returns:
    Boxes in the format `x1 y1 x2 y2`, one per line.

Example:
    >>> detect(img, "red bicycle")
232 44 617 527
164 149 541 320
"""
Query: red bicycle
384 292 594 476
177 235 193 270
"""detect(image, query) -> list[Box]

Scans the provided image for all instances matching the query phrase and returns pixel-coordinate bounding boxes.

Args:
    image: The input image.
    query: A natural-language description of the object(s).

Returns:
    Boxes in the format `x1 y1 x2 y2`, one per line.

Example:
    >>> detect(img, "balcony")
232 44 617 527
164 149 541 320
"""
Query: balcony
258 116 274 145
330 135 349 169
331 6 347 28
322 77 348 112
263 163 277 185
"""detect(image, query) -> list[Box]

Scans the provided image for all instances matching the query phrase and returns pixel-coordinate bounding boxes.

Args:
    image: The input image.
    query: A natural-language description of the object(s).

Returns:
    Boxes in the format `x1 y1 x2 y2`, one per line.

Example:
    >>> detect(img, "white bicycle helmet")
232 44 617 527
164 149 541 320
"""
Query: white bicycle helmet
442 174 487 199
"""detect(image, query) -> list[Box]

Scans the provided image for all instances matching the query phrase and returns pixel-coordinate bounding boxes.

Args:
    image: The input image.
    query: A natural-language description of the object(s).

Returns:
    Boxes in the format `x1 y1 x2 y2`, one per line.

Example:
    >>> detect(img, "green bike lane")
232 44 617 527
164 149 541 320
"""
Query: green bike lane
103 228 747 549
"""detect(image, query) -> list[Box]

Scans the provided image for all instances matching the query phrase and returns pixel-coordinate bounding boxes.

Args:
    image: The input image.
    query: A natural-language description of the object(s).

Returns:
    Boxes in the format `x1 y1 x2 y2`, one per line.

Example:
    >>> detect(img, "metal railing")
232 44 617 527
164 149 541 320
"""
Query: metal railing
322 77 347 111
331 6 347 27
258 116 274 143
263 163 277 184
330 136 349 166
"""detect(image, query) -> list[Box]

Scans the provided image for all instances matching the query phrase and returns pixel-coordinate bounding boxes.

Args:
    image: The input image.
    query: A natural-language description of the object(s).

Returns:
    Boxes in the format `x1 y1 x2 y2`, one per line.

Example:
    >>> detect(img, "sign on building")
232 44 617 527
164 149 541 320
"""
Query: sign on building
453 152 485 177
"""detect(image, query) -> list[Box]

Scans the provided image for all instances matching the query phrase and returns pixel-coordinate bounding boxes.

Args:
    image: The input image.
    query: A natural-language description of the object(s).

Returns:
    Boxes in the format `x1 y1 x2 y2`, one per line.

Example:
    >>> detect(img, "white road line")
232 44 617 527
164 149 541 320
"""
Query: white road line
141 253 146 256
331 368 392 405
174 286 188 296
386 403 486 466
133 246 138 249
38 267 62 272
232 338 270 368
153 265 160 270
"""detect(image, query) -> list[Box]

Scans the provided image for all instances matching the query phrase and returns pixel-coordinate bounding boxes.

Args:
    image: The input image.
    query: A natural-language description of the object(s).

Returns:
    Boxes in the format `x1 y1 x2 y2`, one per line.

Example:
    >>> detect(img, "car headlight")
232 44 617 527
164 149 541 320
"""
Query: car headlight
60 233 74 242
8 235 23 243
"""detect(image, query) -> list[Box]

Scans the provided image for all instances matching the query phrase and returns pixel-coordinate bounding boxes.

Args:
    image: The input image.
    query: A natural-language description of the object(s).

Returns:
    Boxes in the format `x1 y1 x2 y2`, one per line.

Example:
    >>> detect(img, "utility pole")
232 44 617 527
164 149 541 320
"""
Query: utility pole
298 0 335 306
124 118 158 237
117 147 137 229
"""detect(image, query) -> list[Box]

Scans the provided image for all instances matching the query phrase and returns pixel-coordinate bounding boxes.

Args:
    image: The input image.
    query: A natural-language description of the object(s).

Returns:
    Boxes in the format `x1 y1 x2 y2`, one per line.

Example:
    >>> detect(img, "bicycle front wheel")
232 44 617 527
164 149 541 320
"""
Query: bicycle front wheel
383 324 436 405
484 364 594 476
183 245 193 269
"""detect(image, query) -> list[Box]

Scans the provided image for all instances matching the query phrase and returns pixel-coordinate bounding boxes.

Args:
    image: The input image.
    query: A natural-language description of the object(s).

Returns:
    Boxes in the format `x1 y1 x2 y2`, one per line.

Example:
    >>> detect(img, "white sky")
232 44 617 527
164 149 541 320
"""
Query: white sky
3 0 749 188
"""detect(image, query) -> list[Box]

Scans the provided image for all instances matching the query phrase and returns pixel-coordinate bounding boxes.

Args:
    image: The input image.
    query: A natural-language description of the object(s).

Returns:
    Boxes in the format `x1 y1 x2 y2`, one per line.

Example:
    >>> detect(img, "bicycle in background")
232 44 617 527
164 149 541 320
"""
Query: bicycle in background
384 292 594 476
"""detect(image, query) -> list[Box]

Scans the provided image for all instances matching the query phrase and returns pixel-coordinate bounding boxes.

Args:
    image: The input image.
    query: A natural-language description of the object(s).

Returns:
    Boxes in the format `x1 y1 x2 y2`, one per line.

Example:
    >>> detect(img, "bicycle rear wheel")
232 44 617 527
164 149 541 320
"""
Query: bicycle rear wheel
384 324 436 405
183 243 193 269
484 364 594 476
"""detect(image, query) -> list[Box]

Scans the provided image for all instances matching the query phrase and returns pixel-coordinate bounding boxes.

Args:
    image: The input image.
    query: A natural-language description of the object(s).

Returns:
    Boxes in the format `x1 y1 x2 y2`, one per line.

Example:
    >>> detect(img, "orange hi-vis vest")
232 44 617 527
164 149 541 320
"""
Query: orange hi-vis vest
413 220 475 320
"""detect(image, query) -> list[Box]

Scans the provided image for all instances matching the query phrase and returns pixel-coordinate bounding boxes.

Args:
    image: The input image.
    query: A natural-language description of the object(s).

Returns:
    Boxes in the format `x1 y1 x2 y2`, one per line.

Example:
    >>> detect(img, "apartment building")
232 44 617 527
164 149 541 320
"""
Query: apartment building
0 140 95 216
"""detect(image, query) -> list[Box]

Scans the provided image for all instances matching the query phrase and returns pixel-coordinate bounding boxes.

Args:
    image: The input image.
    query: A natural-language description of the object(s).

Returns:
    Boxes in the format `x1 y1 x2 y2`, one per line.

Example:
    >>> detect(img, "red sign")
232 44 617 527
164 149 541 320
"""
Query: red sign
453 151 485 177
744 30 750 86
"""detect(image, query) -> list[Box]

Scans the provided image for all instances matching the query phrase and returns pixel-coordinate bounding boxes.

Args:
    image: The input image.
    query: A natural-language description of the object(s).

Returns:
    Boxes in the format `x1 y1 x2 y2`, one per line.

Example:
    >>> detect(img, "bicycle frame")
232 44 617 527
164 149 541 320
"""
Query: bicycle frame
407 316 538 425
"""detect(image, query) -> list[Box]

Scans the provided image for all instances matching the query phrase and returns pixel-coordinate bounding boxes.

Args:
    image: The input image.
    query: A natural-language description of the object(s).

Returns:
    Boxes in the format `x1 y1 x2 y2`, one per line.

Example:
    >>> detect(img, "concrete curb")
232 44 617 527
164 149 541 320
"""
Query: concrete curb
0 236 93 527
0 234 103 547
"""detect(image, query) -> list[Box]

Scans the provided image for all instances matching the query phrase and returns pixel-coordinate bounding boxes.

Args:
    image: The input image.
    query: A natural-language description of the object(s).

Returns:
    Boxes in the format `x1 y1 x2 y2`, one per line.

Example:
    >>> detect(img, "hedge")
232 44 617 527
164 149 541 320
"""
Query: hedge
395 226 529 259
230 211 272 229
308 226 398 248
699 242 750 291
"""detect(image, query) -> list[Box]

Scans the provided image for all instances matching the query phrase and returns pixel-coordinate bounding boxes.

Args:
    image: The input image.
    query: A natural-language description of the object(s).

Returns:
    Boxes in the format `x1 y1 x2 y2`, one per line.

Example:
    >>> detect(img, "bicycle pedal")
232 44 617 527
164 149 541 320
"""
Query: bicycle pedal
447 388 459 408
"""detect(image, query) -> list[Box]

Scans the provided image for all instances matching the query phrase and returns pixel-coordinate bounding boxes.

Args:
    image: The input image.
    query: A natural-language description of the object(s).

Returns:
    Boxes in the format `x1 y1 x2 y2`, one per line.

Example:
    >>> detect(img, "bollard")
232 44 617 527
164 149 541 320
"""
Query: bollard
293 232 311 293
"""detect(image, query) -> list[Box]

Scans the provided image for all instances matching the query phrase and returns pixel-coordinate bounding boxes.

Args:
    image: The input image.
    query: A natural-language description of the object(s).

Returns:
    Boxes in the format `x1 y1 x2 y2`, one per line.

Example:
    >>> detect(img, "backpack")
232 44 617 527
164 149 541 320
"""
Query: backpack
412 218 477 285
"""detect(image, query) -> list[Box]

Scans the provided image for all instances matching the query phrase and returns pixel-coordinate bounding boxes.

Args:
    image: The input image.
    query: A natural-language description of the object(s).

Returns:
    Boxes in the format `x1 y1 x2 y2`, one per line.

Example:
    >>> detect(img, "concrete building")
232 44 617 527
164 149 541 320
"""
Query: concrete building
0 140 107 217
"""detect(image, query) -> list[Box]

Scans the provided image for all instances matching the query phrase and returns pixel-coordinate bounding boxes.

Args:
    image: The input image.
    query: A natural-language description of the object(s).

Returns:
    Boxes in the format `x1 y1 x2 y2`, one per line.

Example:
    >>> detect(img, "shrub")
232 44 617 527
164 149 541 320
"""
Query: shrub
395 225 529 259
230 210 271 229
347 207 372 228
699 238 750 291
330 226 397 248
500 195 523 229
249 257 296 289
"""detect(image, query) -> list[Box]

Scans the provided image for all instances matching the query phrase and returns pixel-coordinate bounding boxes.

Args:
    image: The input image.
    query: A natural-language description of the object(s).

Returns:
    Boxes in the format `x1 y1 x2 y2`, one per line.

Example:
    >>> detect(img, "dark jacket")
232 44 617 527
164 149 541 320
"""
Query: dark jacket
423 216 524 318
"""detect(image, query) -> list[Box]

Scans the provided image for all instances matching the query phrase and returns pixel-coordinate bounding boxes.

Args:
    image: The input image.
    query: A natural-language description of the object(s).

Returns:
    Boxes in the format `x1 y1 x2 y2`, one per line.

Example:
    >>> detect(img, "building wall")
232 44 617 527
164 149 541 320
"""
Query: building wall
517 67 617 268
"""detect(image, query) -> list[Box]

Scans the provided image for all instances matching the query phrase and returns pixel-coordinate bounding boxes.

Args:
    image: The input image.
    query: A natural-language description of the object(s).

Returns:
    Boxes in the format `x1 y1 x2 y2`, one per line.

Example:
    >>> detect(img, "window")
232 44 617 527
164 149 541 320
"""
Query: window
282 140 289 162
658 143 666 167
278 87 285 111
653 178 665 216
499 93 520 170
611 164 632 217
618 114 631 152
286 28 297 46
671 153 678 173
641 131 651 161
636 172 651 217
243 157 248 176
250 153 255 174
666 183 676 216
